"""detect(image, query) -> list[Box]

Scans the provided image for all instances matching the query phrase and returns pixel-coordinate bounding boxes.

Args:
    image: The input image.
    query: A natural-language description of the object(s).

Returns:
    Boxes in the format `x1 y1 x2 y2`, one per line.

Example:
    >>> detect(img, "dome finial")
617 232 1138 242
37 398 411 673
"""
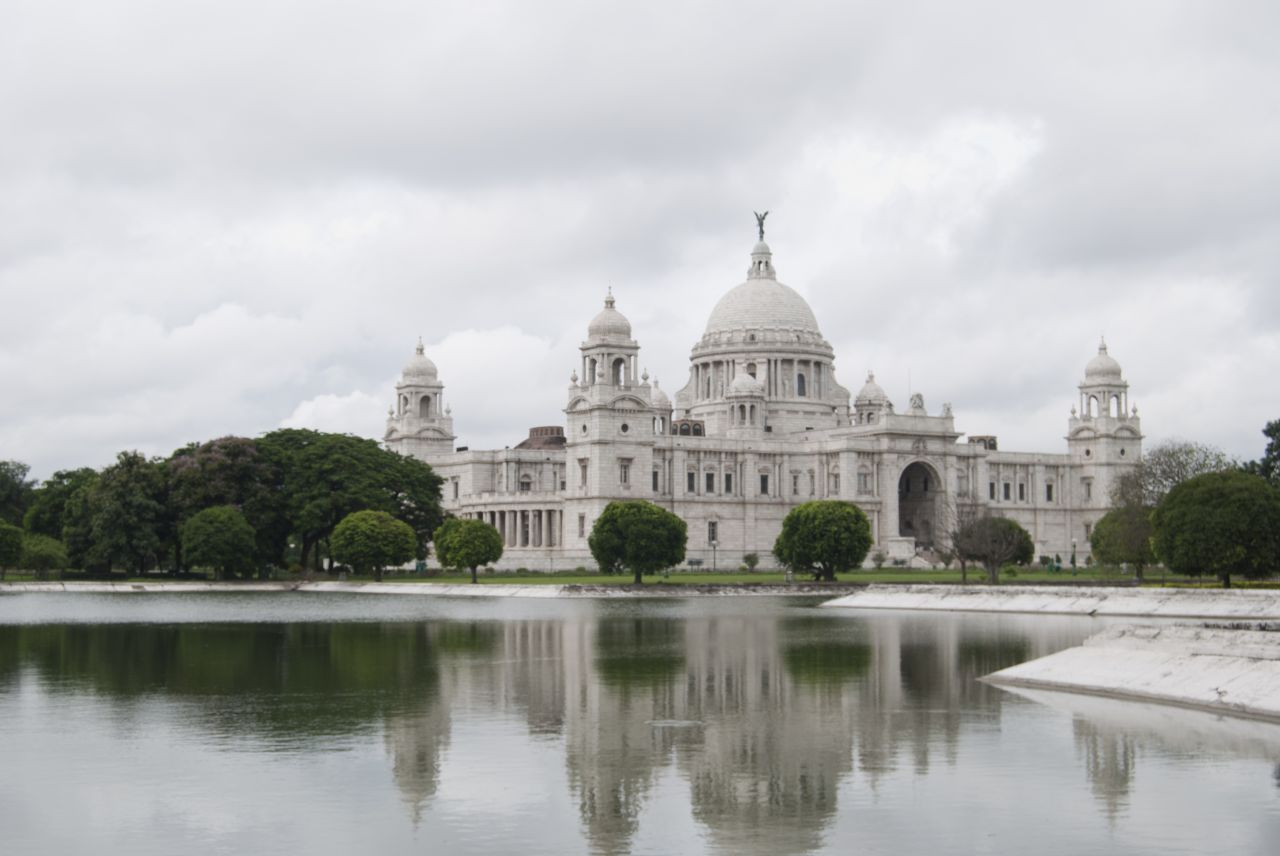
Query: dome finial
1099 335 1108 354
604 286 615 309
754 210 769 241
415 336 424 356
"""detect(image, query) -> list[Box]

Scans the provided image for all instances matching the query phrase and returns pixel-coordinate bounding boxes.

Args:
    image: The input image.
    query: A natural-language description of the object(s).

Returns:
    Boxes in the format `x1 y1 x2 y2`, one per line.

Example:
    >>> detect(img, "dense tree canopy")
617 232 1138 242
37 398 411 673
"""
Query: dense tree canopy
772 501 872 581
331 510 418 581
1089 506 1155 579
954 515 1034 583
182 506 258 580
1151 470 1280 588
22 467 98 539
19 534 70 579
0 460 36 526
88 451 169 574
589 501 687 585
0 522 22 580
434 518 504 583
1243 419 1280 487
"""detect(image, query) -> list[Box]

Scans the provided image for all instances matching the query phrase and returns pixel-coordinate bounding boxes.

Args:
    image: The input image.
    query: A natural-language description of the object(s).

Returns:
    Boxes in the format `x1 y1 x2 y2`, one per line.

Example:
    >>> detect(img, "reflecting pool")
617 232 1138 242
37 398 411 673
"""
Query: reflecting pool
1 593 1277 855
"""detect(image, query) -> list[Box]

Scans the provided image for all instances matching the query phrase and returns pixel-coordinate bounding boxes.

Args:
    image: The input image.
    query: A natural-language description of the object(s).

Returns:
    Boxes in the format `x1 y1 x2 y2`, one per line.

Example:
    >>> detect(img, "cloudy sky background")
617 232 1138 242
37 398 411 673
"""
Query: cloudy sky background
2 0 1277 479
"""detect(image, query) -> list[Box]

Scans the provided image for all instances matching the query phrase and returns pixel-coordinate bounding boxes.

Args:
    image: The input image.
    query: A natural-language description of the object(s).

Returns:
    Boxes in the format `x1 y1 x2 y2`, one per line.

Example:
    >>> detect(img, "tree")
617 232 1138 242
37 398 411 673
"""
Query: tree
1089 506 1154 580
772 500 872 582
954 515 1034 584
433 518 504 584
168 437 286 566
589 501 688 585
1243 419 1280 487
23 467 98 539
0 460 36 526
331 510 418 581
0 522 22 580
20 534 70 580
182 506 258 580
258 430 442 573
1111 439 1234 508
1151 470 1280 589
89 451 168 574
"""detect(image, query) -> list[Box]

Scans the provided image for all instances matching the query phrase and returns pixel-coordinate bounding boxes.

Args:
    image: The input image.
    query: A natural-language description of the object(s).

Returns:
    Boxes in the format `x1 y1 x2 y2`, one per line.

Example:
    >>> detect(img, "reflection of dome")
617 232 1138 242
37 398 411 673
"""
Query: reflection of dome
1085 339 1123 380
402 339 438 382
855 371 888 404
727 373 766 397
703 241 822 338
588 291 632 340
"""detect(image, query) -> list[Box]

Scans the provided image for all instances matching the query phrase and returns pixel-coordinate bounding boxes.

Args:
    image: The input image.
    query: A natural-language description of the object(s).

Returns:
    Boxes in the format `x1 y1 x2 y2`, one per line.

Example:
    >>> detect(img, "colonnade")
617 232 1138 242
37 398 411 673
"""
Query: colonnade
467 508 562 549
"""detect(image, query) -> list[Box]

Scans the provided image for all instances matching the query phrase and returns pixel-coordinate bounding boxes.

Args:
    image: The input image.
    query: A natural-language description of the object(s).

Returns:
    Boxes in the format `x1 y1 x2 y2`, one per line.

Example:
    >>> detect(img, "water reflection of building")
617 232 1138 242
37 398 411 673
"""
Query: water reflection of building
1072 717 1136 821
384 697 452 825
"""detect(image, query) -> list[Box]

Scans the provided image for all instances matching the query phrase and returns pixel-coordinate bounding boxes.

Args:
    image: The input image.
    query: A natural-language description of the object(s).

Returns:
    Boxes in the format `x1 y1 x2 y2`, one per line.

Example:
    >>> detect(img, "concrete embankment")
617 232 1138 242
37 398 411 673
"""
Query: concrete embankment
0 580 860 598
984 624 1280 723
820 584 1280 620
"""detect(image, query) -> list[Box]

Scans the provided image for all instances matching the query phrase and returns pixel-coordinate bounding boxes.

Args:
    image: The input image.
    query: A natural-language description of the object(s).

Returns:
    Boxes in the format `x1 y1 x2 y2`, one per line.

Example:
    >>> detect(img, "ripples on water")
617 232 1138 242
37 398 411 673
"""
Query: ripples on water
0 592 1278 855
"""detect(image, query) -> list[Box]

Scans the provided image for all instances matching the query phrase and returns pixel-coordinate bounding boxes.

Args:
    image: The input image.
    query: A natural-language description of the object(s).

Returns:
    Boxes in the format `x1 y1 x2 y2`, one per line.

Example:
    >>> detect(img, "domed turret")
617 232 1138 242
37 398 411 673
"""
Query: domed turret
402 338 438 382
587 289 632 341
727 372 766 397
1085 338 1123 380
855 371 888 405
650 378 672 410
853 370 892 425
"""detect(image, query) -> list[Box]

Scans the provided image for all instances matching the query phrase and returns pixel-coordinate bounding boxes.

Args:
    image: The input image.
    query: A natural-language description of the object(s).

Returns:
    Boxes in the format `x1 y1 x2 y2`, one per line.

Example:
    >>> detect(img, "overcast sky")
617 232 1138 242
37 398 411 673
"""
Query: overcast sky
2 0 1277 480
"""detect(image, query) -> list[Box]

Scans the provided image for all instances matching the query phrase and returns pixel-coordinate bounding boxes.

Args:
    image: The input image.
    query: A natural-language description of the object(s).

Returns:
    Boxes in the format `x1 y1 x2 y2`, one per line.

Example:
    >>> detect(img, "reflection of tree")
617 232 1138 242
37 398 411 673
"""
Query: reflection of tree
1073 717 1135 821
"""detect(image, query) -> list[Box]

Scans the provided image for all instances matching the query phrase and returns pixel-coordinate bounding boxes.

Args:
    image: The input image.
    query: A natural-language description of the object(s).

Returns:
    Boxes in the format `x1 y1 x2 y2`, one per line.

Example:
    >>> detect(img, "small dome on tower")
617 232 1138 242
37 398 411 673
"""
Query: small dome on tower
1085 338 1123 380
587 290 632 340
650 379 672 409
402 338 438 383
855 371 889 404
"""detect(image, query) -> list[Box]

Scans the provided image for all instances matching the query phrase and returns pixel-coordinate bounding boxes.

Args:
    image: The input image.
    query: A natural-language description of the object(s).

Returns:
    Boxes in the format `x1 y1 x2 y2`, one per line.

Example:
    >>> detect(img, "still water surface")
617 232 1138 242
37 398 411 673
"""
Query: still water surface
1 593 1278 855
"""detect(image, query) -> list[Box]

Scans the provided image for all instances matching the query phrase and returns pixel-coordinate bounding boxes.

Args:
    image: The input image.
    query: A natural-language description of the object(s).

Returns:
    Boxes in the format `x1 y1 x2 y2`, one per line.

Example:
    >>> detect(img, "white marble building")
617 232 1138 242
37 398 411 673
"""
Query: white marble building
385 229 1142 570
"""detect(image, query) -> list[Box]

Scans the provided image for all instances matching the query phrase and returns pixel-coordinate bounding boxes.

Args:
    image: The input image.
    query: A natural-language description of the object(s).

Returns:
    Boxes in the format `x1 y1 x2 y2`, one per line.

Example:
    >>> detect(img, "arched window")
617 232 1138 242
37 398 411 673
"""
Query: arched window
749 404 756 423
418 396 432 418
797 373 807 397
1110 395 1120 418
692 424 704 437
746 362 757 378
611 358 625 386
739 404 747 422
1089 396 1099 417
588 358 598 385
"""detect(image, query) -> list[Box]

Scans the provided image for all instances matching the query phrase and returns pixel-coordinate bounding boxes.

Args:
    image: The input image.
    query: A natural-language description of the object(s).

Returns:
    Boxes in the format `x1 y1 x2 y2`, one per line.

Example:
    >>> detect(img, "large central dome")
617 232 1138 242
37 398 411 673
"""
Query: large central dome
701 240 823 339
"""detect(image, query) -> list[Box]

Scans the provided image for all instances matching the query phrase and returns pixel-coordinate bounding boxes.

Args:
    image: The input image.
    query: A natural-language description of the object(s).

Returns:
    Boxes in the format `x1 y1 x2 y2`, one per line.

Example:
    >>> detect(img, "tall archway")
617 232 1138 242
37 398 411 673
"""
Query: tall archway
898 461 942 549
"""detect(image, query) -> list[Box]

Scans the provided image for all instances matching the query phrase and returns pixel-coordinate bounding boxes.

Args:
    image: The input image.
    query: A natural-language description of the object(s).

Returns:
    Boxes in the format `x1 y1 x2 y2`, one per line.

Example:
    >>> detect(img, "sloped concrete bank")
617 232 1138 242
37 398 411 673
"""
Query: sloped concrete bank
0 580 861 598
820 584 1280 620
984 624 1280 723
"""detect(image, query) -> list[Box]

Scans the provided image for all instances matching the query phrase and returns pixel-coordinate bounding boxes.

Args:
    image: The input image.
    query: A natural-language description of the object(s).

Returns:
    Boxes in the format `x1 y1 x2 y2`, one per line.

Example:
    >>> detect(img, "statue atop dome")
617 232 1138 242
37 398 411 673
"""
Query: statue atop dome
754 210 769 241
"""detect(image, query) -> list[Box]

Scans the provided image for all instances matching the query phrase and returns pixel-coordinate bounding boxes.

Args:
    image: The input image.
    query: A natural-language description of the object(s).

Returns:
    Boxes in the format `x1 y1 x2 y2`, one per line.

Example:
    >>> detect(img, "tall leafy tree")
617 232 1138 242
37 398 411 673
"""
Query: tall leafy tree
954 515 1034 584
589 501 687 585
20 534 70 580
1089 506 1154 579
434 518 504 584
1243 419 1280 487
0 522 22 580
23 467 98 538
168 436 287 565
331 510 417 581
90 451 168 574
1152 470 1280 588
1111 439 1234 508
773 500 872 581
0 460 36 526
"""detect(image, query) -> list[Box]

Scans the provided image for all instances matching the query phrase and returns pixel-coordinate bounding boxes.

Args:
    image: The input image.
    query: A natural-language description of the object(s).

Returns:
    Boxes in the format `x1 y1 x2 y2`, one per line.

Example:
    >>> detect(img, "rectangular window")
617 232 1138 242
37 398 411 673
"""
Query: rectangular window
724 473 733 494
1018 483 1026 502
989 482 997 500
858 472 872 494
1046 484 1054 502
830 474 840 494
792 473 800 495
652 470 659 492
809 473 815 496
451 479 459 500
687 471 696 493
706 472 715 494
579 460 588 488
707 520 718 544
619 461 630 486
1003 483 1011 501
578 514 586 538
760 473 770 496
1083 479 1093 500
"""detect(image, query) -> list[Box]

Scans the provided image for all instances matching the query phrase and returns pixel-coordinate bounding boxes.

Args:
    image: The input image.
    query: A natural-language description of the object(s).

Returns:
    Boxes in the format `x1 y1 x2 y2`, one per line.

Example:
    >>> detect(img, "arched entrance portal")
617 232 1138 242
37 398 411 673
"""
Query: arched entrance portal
898 461 942 549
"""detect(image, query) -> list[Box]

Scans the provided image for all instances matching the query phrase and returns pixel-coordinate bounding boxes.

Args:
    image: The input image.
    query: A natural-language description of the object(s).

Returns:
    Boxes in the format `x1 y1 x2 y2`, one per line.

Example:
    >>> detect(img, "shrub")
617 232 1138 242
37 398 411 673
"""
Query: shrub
742 552 760 571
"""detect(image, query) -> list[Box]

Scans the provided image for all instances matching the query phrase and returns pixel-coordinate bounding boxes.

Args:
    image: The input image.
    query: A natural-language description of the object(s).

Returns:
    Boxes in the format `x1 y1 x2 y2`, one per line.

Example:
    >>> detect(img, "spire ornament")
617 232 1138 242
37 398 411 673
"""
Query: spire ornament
753 210 769 241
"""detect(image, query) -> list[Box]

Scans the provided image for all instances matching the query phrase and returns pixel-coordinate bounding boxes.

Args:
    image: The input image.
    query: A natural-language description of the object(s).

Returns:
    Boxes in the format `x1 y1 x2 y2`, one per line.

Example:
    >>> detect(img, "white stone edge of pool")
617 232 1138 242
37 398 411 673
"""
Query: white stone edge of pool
0 580 845 598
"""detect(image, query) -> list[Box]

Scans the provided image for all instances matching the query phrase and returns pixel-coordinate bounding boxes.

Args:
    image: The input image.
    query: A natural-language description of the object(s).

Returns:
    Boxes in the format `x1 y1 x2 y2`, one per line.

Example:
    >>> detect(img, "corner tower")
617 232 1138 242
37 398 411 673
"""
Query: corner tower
384 339 456 463
1067 338 1143 509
